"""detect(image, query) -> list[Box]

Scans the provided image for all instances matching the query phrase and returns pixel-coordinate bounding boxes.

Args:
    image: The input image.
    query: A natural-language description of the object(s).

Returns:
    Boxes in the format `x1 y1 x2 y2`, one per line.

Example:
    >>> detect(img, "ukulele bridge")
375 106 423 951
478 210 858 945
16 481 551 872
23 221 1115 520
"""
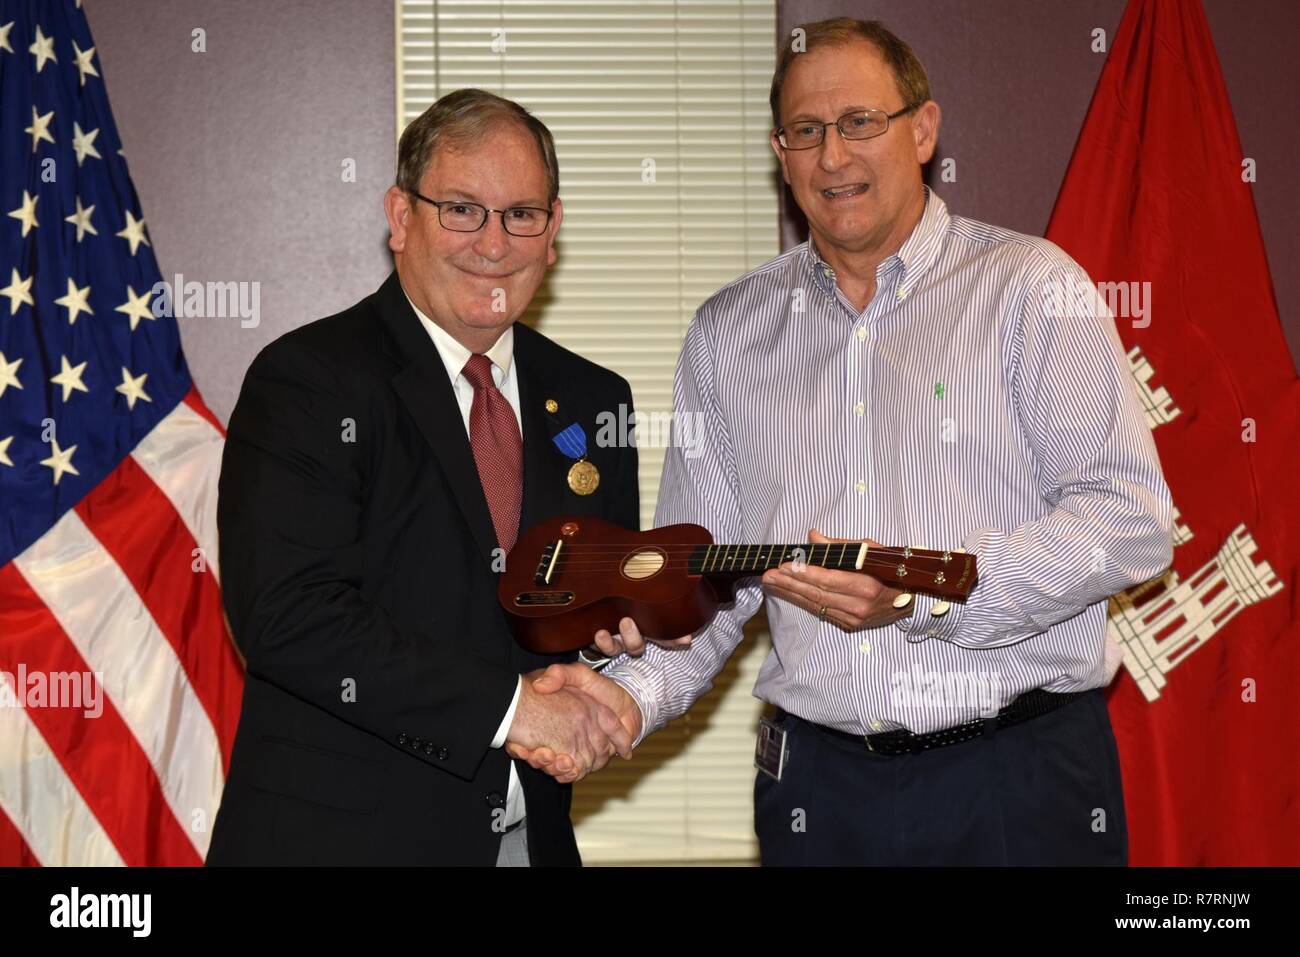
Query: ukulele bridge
534 539 564 586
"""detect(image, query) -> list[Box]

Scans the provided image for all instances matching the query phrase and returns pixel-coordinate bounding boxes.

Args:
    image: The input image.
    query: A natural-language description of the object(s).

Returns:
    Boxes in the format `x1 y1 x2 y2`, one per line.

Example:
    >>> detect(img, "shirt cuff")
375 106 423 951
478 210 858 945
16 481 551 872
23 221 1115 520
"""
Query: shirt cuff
490 675 523 749
603 667 656 750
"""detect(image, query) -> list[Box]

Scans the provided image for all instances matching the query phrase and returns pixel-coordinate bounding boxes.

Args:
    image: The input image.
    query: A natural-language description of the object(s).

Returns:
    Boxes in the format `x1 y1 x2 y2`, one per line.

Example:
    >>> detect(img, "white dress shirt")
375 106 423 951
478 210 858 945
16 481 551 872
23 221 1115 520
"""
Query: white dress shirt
604 187 1173 742
406 292 526 828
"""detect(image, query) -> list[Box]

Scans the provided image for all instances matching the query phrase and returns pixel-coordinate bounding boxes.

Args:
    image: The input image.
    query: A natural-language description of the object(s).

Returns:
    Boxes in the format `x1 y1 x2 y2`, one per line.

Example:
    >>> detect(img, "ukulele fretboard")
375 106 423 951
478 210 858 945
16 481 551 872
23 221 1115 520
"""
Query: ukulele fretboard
689 542 874 575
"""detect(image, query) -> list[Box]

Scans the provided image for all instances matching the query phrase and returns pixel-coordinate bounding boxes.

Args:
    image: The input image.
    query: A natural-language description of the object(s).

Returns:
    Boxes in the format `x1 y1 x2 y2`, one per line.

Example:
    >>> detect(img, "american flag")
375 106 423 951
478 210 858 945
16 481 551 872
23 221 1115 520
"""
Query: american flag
0 0 242 864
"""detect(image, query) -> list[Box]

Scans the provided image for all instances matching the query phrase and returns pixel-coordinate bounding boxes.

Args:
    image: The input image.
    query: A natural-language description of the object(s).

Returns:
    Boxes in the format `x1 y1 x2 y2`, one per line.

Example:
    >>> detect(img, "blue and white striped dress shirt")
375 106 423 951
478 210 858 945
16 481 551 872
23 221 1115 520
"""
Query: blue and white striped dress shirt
605 187 1174 740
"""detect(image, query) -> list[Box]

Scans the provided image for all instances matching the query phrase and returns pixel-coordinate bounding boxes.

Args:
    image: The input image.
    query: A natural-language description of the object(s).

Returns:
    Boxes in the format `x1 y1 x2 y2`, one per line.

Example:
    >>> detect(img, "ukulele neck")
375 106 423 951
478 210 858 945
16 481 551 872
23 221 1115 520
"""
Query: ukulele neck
690 541 978 601
689 542 868 578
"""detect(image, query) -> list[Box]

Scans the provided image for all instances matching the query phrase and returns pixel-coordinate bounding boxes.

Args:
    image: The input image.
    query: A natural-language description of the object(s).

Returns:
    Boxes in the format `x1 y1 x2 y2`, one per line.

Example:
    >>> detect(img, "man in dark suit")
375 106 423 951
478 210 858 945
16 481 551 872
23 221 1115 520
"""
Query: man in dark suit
207 89 644 866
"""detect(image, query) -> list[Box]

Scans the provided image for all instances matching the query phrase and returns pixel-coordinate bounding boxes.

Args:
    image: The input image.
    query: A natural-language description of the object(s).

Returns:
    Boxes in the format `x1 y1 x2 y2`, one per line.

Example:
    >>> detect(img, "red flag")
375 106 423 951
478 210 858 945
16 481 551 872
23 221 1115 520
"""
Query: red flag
1046 0 1299 865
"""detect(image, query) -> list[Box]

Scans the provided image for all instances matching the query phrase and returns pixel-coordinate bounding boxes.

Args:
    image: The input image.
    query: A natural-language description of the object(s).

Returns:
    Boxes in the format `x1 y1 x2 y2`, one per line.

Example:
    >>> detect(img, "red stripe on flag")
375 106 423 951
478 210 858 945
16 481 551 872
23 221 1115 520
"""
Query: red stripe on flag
0 806 41 867
75 455 244 770
183 386 226 438
0 563 203 866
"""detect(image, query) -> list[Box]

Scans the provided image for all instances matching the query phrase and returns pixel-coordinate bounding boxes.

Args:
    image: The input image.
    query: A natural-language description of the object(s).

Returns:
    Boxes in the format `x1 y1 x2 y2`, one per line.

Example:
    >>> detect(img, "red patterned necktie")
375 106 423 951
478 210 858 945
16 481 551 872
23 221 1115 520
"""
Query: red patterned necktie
461 354 523 553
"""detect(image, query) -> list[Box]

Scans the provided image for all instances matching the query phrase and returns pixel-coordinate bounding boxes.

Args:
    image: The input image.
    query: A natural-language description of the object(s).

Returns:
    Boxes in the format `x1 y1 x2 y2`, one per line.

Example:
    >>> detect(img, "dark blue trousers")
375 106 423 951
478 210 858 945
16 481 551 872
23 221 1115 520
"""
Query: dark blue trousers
754 690 1128 865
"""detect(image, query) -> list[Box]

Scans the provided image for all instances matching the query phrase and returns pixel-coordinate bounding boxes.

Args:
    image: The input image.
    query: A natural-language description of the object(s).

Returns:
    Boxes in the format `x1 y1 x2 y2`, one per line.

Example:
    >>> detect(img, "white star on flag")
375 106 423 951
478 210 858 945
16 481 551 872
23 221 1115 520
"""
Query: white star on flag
72 40 98 85
0 21 15 54
116 368 152 410
116 210 150 254
0 352 23 397
25 106 55 153
55 278 94 324
1 268 35 314
29 23 56 72
39 438 80 485
72 122 101 166
115 285 155 330
7 189 39 236
50 354 90 401
64 197 97 242
0 435 13 468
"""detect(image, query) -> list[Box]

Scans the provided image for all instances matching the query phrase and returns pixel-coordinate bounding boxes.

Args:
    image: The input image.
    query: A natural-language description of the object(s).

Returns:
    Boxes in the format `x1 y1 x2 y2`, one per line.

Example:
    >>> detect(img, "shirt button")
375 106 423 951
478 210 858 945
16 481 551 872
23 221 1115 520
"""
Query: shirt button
926 628 938 638
930 601 951 617
858 639 871 655
854 479 866 494
856 326 867 341
897 288 908 301
853 402 865 417
869 719 883 732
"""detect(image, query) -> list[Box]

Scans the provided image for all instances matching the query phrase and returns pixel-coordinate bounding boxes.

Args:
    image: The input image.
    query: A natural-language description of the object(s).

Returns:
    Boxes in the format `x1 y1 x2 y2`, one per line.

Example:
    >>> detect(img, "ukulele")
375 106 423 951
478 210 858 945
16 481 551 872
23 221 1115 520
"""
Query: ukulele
498 515 979 654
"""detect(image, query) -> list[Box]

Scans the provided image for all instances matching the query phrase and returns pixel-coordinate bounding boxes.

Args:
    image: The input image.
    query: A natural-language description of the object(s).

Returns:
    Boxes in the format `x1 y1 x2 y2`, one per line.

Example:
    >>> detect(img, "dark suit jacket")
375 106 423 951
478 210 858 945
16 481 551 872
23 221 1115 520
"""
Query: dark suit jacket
206 271 638 865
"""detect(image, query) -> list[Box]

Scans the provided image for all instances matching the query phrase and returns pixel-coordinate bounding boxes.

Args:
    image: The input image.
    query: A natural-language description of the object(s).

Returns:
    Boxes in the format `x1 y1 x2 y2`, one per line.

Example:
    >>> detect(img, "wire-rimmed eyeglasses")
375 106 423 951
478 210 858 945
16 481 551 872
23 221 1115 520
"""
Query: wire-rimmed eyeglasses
776 106 916 150
411 192 553 237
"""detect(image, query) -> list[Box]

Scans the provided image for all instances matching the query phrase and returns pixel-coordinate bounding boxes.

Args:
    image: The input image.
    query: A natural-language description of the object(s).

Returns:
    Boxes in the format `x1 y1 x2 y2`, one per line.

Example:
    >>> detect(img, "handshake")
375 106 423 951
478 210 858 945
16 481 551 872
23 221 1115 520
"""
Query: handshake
503 618 691 784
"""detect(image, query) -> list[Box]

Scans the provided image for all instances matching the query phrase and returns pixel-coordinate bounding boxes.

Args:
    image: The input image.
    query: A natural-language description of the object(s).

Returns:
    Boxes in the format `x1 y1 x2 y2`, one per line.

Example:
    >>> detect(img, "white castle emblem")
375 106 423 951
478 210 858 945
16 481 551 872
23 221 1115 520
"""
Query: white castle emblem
1105 347 1283 701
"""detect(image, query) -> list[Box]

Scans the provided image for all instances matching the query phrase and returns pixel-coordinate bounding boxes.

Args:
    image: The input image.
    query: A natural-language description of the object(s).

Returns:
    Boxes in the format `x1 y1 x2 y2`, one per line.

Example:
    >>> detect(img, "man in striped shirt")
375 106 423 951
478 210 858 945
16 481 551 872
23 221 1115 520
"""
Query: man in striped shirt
517 18 1174 865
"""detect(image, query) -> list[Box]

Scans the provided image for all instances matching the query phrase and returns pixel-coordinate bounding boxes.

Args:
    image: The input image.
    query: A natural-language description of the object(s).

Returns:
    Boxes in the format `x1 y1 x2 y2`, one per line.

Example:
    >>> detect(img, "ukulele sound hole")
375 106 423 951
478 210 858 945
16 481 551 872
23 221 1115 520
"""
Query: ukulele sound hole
621 548 666 581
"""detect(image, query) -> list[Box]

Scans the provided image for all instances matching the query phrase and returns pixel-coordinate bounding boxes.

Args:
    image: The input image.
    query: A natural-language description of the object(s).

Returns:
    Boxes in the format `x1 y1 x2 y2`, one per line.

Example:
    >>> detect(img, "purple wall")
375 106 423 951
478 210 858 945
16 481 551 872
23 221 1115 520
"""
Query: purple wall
83 0 396 424
778 0 1300 366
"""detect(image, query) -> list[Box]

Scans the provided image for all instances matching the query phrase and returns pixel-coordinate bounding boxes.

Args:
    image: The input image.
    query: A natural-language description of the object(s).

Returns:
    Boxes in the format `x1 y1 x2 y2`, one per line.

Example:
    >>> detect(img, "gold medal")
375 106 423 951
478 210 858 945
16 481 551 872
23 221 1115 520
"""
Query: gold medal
545 399 559 414
567 458 600 496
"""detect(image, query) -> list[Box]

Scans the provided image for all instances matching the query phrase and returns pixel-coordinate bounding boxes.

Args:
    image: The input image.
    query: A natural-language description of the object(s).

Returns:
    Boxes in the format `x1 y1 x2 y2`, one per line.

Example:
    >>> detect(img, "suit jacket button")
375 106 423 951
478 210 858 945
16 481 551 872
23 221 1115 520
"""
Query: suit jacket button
423 742 434 755
411 736 422 750
486 791 505 808
437 747 449 761
397 732 408 745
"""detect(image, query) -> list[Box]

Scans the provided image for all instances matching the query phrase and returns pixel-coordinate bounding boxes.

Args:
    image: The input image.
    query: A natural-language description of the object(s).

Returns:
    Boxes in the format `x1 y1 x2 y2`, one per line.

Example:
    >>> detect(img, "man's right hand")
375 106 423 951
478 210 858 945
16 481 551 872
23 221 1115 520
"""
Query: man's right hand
506 664 643 785
505 670 635 782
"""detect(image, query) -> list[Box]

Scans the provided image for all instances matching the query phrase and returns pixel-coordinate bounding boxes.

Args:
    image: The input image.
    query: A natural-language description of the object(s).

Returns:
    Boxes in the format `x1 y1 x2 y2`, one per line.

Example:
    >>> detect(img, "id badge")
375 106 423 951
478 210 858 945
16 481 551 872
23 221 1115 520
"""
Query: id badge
754 716 788 782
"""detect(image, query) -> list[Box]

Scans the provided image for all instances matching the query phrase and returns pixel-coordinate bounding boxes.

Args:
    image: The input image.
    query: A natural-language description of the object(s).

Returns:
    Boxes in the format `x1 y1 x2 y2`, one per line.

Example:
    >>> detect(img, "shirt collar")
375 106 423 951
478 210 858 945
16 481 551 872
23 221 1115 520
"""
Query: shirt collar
805 186 951 298
404 289 514 387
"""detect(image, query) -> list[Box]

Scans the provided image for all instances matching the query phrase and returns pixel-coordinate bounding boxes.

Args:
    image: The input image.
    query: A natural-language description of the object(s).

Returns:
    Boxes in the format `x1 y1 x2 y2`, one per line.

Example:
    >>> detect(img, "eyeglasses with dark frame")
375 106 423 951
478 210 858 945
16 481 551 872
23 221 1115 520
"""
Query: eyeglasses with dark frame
410 191 553 237
776 106 917 151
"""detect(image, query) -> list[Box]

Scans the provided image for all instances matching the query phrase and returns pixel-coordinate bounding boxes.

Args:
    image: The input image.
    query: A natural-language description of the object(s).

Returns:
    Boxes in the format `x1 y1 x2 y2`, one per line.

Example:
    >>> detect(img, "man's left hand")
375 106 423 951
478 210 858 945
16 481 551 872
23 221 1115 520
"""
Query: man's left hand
761 529 913 632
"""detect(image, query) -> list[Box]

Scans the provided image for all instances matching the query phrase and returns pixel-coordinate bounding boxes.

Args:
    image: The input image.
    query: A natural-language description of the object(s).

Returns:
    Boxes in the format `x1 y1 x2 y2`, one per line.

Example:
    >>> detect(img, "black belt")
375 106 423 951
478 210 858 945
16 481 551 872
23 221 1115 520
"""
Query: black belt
779 689 1090 757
